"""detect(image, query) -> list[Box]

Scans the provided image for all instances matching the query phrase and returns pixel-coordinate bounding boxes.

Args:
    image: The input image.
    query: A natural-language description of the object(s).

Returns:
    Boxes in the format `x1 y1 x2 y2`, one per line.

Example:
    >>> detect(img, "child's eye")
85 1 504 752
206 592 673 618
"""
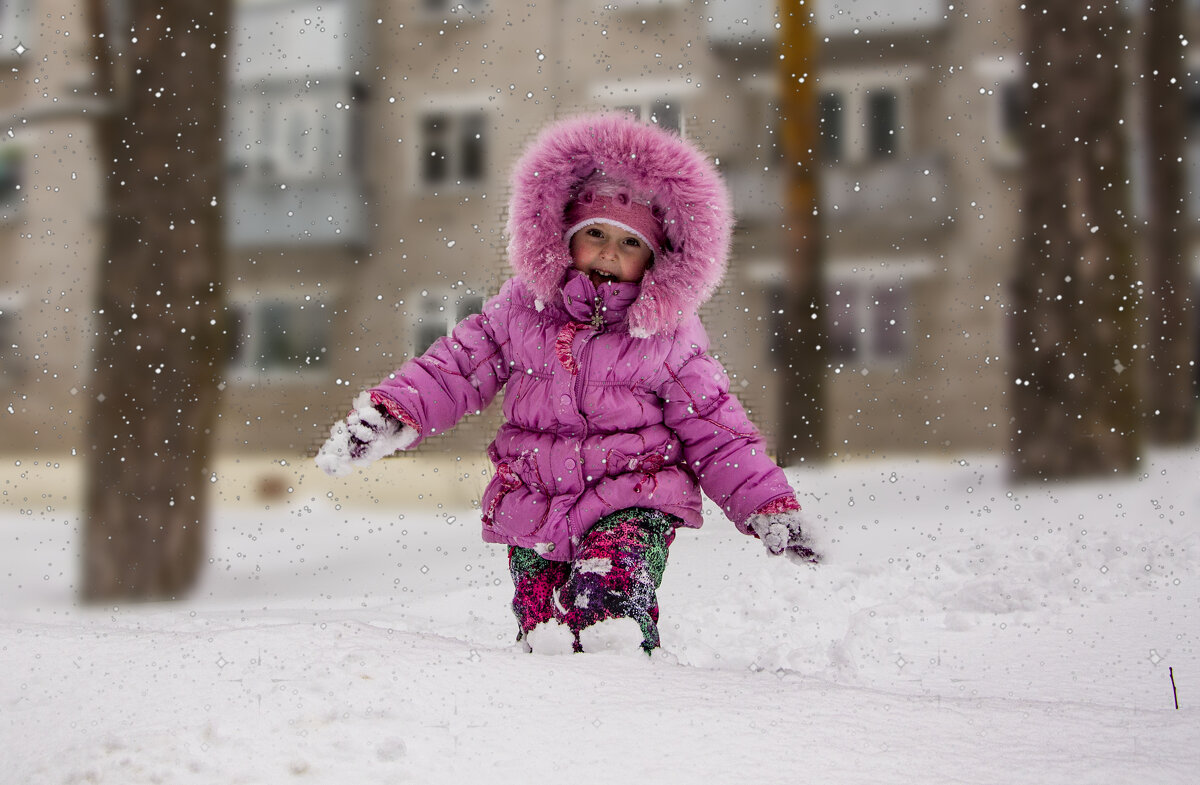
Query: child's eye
586 227 604 238
623 237 642 247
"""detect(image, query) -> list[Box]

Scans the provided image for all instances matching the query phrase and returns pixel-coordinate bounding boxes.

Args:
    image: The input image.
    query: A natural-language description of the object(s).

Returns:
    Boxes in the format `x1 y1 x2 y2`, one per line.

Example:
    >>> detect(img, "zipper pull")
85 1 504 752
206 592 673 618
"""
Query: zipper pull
591 299 605 332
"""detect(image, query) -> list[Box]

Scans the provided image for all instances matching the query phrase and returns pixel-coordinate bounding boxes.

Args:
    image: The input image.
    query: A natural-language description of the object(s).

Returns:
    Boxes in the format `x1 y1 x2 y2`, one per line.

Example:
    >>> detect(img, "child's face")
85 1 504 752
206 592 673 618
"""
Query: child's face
569 222 653 286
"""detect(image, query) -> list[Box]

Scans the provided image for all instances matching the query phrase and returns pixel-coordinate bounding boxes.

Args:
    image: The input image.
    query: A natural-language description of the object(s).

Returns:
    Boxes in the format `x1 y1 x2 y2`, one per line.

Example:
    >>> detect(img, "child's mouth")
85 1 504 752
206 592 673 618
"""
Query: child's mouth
589 270 616 286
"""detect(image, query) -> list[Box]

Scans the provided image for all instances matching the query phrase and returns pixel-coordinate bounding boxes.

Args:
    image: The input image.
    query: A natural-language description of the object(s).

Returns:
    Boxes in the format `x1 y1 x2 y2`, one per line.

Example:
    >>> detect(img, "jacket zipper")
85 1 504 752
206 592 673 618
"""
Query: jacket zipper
575 297 604 429
575 331 596 421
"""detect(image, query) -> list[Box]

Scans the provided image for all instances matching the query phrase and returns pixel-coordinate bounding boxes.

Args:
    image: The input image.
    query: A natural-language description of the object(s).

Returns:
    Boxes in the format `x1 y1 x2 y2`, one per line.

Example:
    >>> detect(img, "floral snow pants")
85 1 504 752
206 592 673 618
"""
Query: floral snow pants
508 508 677 653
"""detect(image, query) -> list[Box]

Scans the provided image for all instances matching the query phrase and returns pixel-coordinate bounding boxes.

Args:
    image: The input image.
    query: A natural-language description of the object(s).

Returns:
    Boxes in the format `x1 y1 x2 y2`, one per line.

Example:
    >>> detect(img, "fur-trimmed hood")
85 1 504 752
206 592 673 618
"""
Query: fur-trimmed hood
505 113 733 338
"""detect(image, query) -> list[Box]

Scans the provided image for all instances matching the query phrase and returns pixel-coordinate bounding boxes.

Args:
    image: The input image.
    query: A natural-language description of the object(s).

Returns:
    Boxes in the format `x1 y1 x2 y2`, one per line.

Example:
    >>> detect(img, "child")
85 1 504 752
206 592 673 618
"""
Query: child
317 113 821 655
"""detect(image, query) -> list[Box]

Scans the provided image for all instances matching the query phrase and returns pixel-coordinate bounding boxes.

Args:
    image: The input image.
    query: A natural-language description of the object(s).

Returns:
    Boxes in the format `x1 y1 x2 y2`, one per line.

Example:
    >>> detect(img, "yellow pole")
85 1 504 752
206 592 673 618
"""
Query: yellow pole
776 0 826 464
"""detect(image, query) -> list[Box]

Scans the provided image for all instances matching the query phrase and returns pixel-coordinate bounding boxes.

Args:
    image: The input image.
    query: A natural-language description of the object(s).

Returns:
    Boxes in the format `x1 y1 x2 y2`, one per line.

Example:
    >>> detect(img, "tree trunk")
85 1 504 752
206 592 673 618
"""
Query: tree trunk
1142 0 1196 443
776 0 828 465
83 0 231 601
1010 2 1141 480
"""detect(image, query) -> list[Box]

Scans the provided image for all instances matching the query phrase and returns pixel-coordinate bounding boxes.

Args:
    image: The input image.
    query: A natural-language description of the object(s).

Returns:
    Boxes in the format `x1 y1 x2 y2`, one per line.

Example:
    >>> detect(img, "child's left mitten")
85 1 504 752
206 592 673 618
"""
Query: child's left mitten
746 497 822 565
315 391 418 477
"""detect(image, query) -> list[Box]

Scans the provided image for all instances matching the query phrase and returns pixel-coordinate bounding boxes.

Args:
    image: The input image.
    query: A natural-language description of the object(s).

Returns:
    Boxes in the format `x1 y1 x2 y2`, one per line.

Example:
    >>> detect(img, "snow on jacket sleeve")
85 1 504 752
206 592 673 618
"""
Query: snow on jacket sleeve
657 318 797 532
368 281 513 448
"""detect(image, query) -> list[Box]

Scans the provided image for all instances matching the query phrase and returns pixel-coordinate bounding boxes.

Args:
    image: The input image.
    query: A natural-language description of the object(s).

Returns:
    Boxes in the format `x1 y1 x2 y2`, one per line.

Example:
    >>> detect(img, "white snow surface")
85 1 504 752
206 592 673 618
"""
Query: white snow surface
3 449 1197 783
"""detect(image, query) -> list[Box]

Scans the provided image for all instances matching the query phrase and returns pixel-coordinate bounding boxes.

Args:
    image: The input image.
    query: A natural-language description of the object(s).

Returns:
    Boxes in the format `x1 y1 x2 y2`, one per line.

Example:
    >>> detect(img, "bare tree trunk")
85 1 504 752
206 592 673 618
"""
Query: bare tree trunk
1142 0 1196 443
776 0 828 465
83 0 231 601
1010 1 1141 480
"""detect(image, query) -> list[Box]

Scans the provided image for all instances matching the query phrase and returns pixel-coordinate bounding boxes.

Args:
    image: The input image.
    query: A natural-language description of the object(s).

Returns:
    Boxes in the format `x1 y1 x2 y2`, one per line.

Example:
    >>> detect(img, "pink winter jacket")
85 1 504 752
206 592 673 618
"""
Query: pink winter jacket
370 269 796 560
369 113 799 560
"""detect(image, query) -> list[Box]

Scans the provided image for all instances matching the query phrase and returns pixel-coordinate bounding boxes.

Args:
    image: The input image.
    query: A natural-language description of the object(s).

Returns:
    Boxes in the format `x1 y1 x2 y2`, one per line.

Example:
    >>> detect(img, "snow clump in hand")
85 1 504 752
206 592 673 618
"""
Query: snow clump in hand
315 391 418 477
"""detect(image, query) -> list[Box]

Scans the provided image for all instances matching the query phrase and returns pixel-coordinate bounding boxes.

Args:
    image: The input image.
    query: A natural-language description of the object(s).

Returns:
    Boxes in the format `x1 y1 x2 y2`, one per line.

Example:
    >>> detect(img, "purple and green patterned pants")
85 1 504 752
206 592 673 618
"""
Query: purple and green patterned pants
508 508 678 653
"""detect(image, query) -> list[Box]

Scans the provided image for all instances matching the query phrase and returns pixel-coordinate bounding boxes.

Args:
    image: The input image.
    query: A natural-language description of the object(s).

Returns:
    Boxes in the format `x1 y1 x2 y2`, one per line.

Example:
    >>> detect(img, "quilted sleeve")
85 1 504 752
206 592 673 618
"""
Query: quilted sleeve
656 319 797 531
368 281 514 447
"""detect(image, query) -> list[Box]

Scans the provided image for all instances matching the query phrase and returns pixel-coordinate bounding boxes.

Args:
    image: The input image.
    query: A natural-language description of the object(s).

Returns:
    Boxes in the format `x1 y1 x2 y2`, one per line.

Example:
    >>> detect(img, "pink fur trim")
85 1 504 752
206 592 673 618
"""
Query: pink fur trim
506 113 732 338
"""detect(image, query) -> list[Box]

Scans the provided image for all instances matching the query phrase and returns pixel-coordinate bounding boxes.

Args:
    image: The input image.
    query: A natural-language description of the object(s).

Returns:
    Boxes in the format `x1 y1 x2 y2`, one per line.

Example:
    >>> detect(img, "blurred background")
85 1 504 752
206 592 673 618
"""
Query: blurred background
1 0 1197 599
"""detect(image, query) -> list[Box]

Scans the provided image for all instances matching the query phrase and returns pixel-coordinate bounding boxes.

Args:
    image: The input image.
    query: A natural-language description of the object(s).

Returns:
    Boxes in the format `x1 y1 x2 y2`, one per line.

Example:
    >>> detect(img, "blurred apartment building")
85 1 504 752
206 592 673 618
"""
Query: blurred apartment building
1 0 1197 460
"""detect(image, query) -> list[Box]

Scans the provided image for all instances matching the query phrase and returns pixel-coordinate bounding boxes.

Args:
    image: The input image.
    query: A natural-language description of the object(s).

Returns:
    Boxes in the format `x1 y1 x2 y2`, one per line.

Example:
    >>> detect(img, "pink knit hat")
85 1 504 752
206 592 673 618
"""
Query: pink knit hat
563 176 668 259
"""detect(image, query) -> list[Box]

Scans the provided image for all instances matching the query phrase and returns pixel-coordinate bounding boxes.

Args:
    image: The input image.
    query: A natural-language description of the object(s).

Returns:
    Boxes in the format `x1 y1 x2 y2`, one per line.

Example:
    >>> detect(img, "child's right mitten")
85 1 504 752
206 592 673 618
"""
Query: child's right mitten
315 391 419 477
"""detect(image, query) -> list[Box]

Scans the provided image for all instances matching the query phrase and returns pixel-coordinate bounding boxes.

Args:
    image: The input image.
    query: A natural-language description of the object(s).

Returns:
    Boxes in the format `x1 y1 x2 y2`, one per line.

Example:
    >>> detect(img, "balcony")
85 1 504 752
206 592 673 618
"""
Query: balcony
224 0 369 249
232 0 368 81
824 153 950 233
727 152 950 235
707 0 946 45
725 166 782 223
225 178 368 249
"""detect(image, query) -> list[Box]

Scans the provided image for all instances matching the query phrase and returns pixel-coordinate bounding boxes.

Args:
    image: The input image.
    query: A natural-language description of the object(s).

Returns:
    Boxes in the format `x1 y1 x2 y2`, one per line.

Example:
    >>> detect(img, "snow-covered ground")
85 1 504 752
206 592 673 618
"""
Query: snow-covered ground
3 449 1197 783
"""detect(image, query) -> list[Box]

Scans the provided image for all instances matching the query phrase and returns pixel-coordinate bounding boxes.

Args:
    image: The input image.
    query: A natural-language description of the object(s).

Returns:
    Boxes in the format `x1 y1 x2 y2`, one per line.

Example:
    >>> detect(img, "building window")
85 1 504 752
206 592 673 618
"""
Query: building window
413 290 484 355
998 82 1027 143
456 293 484 321
867 88 899 159
1 0 30 50
983 75 1027 166
0 146 20 216
0 306 21 380
414 294 449 356
815 79 908 166
819 92 845 162
826 279 909 364
614 98 682 134
228 82 357 185
225 297 330 376
973 55 1027 166
419 110 488 187
1188 75 1200 131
